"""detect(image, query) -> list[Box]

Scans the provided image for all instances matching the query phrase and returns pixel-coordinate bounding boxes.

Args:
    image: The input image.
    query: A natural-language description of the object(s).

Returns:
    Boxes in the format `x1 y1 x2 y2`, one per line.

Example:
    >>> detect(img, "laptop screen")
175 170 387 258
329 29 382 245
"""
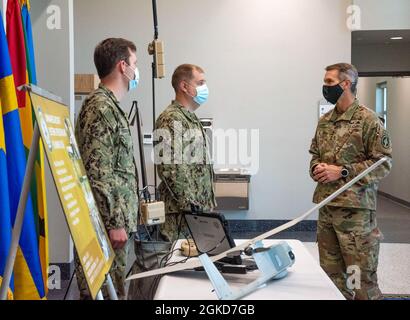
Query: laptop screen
184 212 242 265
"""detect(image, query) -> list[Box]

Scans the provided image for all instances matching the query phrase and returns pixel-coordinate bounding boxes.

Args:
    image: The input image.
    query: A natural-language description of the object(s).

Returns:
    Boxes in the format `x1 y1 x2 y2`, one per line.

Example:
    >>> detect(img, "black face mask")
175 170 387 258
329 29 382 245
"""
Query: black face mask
323 82 344 104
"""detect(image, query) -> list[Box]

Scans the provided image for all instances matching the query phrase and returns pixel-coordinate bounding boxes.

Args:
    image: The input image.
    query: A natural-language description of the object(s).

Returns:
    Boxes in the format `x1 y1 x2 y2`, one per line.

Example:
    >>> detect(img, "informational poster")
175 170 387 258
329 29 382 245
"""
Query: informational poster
29 91 114 300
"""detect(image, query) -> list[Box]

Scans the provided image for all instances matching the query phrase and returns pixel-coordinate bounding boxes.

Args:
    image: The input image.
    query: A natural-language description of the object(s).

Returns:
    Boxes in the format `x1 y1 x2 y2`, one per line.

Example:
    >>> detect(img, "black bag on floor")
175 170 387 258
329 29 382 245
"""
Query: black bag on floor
127 239 172 300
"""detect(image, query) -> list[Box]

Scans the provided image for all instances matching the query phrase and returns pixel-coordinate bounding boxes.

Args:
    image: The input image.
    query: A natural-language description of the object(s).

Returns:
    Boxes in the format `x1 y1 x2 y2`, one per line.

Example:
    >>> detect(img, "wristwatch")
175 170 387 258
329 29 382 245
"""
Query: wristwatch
341 167 349 178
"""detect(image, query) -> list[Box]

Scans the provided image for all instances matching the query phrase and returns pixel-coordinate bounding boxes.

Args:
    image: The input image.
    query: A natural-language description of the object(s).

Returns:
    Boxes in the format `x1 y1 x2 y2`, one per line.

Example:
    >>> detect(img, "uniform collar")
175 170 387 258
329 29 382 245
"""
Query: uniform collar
330 99 360 122
172 100 198 122
99 83 120 105
98 83 127 117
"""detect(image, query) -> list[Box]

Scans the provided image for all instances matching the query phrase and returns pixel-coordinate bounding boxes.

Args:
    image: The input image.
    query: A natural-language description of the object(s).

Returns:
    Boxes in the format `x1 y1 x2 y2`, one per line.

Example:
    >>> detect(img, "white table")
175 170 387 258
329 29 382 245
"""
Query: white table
154 239 345 300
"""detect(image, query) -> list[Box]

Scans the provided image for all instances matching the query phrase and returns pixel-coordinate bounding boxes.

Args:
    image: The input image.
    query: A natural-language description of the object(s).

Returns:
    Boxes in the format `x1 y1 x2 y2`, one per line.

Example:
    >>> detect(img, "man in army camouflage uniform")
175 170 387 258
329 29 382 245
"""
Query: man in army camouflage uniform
154 64 216 243
74 38 140 299
309 63 392 300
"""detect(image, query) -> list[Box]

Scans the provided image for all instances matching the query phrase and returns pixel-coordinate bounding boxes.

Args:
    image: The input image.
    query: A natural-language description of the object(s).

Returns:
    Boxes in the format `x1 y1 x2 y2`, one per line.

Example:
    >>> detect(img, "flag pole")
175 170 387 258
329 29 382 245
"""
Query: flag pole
106 274 118 300
0 122 40 300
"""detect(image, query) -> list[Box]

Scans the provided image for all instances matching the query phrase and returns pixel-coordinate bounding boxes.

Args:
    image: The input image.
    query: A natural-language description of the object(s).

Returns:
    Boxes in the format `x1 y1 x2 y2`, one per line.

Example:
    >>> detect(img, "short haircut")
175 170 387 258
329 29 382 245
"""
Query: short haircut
326 63 359 94
94 38 137 79
171 64 204 92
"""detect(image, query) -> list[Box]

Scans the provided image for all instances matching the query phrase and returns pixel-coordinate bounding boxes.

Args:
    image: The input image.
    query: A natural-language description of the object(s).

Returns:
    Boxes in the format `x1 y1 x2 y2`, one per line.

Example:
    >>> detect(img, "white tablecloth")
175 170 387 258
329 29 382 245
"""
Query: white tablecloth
154 239 345 300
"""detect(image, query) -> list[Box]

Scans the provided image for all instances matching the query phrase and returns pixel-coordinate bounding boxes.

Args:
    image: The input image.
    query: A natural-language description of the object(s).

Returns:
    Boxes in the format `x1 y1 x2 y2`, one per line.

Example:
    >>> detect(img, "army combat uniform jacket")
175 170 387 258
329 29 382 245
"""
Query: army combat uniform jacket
75 84 139 234
309 99 392 210
155 100 216 214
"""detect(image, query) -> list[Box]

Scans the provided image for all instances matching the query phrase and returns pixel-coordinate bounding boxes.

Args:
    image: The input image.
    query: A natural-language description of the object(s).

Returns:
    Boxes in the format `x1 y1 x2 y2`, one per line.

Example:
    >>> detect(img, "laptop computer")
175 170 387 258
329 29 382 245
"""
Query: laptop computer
184 212 242 265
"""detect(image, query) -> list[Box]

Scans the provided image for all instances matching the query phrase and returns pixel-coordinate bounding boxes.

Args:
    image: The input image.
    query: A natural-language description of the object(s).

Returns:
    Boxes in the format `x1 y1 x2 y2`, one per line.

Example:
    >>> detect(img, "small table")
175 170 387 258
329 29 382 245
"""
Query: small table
154 239 345 300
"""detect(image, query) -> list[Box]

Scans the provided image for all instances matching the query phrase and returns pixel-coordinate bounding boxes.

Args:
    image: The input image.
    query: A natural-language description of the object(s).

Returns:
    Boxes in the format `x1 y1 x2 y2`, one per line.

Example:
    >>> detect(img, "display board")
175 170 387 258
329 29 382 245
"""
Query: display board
29 91 114 299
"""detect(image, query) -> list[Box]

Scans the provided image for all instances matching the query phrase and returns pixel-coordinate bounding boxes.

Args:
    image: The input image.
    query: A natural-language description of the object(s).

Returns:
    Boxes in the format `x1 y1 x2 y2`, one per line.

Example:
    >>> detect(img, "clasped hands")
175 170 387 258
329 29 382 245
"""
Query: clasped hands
313 163 343 184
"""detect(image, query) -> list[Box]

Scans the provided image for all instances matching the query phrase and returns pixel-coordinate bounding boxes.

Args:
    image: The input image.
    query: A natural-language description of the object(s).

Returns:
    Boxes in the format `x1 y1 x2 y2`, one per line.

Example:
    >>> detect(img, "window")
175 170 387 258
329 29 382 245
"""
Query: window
376 82 387 128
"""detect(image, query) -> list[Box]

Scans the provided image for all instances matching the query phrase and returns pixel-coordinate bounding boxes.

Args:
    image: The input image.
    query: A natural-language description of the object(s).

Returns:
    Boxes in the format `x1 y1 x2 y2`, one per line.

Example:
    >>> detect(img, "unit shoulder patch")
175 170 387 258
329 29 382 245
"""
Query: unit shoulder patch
381 131 391 149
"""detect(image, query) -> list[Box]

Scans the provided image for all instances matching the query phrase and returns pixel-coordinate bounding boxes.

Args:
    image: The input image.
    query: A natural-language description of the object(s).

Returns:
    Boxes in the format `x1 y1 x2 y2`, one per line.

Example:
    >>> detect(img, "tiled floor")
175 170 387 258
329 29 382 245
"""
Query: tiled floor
48 195 410 299
376 196 410 243
304 242 410 295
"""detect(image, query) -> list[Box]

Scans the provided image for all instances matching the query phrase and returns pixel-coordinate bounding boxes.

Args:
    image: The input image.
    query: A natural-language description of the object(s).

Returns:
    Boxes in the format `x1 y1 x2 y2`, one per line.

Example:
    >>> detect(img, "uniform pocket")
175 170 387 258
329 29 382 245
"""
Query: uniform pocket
115 133 135 175
337 121 365 158
317 126 333 147
354 228 382 272
116 135 129 166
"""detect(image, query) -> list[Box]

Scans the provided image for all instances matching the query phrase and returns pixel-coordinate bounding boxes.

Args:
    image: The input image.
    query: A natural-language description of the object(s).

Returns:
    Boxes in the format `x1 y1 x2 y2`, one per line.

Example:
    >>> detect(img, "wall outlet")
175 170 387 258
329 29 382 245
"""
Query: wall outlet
143 133 153 145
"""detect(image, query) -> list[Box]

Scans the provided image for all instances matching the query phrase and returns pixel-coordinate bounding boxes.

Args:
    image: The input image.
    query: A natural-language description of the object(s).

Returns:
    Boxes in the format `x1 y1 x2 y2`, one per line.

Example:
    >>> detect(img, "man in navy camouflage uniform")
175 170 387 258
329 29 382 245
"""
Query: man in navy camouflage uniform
155 64 216 243
75 38 140 299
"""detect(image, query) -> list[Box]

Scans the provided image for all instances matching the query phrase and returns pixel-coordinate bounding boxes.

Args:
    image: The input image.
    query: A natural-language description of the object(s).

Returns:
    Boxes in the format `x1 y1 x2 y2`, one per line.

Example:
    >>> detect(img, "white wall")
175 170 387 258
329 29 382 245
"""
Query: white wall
1 1 6 26
31 0 75 265
353 0 410 30
74 0 352 221
357 77 410 203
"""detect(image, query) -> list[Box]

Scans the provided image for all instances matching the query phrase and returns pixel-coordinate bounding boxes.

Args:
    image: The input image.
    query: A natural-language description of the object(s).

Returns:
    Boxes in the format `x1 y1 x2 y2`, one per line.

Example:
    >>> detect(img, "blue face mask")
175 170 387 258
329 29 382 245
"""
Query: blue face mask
125 63 140 91
193 84 209 105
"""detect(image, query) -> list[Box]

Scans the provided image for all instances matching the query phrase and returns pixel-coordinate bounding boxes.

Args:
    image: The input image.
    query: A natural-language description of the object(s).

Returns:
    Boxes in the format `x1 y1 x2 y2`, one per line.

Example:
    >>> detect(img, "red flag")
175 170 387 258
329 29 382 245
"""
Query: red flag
6 0 27 108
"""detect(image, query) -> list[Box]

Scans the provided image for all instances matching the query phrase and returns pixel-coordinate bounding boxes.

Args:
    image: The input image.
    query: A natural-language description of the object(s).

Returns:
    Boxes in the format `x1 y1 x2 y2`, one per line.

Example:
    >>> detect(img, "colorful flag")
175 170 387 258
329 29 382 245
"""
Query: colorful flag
6 0 26 108
20 0 49 297
0 69 14 301
2 1 46 300
21 1 37 84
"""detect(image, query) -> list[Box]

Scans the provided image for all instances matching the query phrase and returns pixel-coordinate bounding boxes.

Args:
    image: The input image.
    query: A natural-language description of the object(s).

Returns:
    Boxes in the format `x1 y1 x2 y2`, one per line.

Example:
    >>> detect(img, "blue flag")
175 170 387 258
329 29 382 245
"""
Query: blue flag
0 7 45 299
